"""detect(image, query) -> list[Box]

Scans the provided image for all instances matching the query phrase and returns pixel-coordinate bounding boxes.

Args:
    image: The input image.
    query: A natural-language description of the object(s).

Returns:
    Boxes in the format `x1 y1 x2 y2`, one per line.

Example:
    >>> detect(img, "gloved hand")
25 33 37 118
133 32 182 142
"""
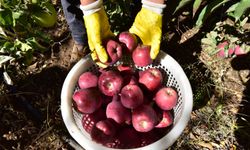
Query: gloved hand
80 0 114 68
129 0 166 59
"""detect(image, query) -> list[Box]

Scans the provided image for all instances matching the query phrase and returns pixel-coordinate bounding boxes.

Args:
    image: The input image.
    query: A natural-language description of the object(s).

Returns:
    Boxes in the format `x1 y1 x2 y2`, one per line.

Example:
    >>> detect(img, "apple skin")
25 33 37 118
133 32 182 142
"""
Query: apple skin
132 104 158 132
118 31 138 53
234 45 246 56
132 45 153 67
72 88 103 114
95 119 118 136
106 96 132 125
154 87 178 110
98 70 123 96
78 71 98 89
139 68 163 91
120 84 144 109
105 39 123 64
155 110 173 128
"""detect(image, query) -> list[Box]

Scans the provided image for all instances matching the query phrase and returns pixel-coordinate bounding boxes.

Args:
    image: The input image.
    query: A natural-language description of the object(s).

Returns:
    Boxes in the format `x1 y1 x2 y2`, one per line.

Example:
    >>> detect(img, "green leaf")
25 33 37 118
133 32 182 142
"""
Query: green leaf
240 17 248 27
196 0 229 27
0 0 20 8
193 0 202 17
201 38 216 46
174 0 193 14
0 55 13 65
14 39 32 52
226 3 239 13
207 31 218 39
12 11 22 27
233 0 250 22
22 49 33 65
0 8 13 26
26 37 47 52
0 41 15 53
0 26 7 37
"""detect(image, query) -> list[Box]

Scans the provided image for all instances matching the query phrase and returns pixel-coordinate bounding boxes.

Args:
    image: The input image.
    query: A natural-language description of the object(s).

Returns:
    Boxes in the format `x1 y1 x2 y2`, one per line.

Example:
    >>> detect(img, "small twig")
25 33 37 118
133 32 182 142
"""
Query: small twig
46 95 50 127
50 32 71 58
0 92 39 97
33 125 54 142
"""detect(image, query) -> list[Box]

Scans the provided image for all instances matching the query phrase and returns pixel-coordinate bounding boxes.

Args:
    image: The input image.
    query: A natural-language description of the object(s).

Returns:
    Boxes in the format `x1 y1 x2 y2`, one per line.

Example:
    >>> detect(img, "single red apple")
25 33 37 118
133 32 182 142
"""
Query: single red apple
132 45 153 67
139 68 163 91
132 104 158 132
78 71 98 89
72 88 103 114
118 31 138 53
98 70 123 96
154 87 178 110
120 84 144 109
105 39 123 64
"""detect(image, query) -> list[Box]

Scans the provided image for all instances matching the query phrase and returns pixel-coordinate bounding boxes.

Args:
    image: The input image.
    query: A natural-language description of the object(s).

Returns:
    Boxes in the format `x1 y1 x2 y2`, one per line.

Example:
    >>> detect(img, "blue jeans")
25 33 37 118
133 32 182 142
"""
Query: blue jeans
61 0 87 45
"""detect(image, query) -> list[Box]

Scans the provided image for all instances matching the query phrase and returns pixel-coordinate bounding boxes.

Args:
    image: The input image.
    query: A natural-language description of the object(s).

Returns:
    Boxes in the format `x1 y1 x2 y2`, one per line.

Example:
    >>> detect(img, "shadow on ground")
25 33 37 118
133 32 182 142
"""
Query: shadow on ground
161 0 224 110
231 52 250 149
0 65 74 149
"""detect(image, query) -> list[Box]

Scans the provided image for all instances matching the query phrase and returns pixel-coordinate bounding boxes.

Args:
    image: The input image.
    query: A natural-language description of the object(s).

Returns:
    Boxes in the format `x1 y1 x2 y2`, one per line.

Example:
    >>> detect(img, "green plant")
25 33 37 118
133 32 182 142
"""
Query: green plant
104 0 137 35
173 0 250 28
201 21 250 57
227 0 250 22
0 0 56 67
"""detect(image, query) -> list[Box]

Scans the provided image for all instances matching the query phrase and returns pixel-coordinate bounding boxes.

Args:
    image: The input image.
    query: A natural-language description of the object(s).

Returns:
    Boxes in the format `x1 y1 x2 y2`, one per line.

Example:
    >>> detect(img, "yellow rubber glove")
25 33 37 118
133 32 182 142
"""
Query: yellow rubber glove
129 7 164 60
83 7 114 67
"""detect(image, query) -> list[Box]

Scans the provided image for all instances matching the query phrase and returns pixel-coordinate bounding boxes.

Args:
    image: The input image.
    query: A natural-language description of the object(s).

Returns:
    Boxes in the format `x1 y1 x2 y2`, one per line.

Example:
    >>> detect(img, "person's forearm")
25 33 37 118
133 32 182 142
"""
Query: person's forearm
80 0 97 5
146 0 165 4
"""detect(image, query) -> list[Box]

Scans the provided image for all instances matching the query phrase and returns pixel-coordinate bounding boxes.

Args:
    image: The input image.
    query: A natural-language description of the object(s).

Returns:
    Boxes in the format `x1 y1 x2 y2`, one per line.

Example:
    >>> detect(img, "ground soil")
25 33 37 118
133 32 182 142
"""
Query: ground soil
1 1 250 150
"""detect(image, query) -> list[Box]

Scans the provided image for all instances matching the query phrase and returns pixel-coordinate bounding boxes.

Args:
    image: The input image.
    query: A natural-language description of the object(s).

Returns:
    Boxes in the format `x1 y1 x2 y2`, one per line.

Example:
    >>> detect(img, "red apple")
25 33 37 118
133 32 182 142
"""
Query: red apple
120 84 144 109
118 31 138 53
95 119 118 136
155 87 178 110
234 45 246 56
132 45 153 67
132 104 158 132
139 68 163 91
72 88 103 114
78 71 98 89
98 70 123 96
228 47 235 57
106 95 132 124
105 39 123 64
155 110 173 128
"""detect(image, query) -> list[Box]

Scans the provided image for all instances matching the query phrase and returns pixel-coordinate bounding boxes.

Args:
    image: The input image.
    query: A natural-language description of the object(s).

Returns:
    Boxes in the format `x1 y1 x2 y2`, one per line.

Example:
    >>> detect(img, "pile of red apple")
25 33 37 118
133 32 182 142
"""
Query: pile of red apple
71 32 179 148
